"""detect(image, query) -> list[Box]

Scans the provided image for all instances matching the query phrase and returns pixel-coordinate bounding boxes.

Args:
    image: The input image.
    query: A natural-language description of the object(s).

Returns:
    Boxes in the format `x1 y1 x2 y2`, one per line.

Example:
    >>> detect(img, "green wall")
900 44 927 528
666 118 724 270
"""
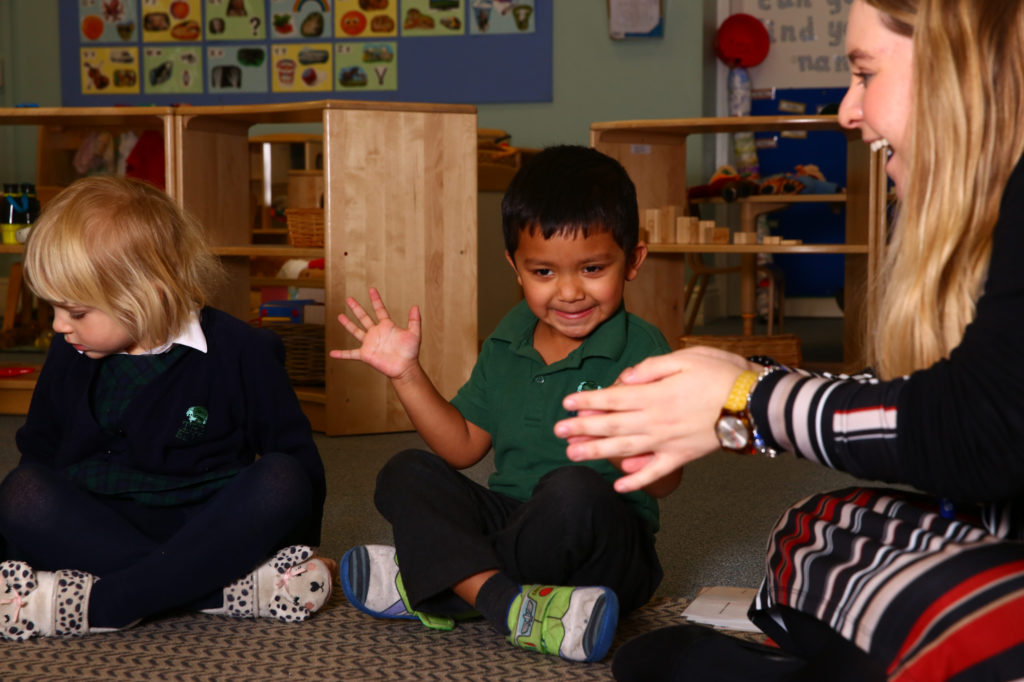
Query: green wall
0 1 718 180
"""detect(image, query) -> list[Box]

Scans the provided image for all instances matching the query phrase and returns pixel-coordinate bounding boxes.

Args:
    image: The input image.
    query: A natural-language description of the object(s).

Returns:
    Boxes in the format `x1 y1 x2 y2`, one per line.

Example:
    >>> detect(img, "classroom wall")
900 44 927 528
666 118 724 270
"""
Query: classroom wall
0 0 62 182
0 1 724 336
0 1 718 180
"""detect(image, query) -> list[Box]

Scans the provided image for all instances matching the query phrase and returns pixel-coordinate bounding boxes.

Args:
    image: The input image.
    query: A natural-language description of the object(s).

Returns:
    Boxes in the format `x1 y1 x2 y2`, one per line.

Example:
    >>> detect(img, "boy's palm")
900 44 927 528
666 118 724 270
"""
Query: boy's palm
330 288 421 379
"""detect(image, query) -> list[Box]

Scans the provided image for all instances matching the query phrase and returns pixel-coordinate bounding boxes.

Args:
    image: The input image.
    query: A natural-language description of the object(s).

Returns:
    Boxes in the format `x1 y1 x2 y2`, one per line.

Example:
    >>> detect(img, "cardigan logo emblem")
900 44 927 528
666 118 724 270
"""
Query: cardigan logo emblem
175 405 209 441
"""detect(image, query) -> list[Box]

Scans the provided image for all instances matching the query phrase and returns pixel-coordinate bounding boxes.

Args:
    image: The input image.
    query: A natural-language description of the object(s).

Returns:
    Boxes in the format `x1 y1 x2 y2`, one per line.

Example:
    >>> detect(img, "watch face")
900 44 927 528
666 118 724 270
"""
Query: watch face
716 414 750 450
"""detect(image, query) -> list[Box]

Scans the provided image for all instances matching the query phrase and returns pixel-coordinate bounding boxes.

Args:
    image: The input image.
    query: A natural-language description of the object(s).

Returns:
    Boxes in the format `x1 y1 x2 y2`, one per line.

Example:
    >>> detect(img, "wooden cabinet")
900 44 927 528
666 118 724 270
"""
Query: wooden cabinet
590 115 889 368
0 101 479 435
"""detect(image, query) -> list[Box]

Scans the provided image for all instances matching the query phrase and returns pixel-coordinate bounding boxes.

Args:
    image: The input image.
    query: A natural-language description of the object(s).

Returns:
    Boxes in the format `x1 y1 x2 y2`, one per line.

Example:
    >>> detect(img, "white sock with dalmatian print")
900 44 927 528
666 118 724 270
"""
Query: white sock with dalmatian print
1 560 96 641
202 545 333 623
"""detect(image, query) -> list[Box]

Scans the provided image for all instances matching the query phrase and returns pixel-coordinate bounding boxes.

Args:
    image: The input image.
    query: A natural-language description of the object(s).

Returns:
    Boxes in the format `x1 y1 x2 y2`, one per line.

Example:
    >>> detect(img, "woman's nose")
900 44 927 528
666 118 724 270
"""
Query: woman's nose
837 84 862 130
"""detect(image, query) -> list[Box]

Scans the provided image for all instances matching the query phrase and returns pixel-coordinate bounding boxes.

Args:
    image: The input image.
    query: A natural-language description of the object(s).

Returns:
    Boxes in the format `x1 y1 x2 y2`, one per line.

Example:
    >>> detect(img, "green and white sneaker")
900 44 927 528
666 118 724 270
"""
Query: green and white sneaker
339 545 456 631
507 584 619 662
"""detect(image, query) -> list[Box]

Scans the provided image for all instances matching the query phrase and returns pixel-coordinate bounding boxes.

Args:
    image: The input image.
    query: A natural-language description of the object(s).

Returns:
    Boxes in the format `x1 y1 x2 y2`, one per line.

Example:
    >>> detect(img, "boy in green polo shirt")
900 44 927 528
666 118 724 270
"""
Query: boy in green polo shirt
330 145 679 664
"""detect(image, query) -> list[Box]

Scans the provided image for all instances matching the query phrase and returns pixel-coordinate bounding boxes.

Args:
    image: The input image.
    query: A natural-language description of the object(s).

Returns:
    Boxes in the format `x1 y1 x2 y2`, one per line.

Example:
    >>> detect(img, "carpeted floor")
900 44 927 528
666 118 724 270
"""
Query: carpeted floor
2 593 764 681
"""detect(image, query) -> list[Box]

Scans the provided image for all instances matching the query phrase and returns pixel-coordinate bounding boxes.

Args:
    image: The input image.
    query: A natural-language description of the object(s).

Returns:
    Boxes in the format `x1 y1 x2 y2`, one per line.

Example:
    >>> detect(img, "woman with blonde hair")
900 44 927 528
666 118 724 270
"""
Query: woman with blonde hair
556 0 1024 678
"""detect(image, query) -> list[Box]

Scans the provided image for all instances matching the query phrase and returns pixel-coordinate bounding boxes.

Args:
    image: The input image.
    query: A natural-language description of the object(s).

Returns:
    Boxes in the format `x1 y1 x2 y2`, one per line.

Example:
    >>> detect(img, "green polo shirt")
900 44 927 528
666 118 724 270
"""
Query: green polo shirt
451 300 671 531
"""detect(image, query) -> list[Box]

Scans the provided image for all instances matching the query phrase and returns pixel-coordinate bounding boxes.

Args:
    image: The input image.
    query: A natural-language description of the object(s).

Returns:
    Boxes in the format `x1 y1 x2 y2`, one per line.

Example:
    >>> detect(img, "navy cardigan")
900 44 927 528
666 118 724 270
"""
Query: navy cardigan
16 307 326 544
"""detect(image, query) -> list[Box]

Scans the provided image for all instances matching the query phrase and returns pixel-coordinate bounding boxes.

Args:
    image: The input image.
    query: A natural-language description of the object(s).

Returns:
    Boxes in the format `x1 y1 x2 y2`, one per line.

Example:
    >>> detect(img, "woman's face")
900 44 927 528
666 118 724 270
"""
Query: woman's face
838 0 914 197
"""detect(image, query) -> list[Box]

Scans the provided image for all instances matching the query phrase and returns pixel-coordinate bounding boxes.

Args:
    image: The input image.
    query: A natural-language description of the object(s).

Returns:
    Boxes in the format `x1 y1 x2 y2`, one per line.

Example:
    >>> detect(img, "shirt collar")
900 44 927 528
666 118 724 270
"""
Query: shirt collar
137 312 207 355
494 300 628 367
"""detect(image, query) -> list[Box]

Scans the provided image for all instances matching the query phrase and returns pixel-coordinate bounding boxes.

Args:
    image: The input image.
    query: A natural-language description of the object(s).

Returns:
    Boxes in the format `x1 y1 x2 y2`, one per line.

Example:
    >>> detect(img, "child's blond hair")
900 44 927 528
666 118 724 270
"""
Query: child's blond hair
25 176 223 350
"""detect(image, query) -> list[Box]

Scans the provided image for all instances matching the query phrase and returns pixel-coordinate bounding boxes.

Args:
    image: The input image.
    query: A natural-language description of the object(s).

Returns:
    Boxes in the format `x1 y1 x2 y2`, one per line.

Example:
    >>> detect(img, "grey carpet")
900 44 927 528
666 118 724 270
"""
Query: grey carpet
0 402 861 679
1 594 765 681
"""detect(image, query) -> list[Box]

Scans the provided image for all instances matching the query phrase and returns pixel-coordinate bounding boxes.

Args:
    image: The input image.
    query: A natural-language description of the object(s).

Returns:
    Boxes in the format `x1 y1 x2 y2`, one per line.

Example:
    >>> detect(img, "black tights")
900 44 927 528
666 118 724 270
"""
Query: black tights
0 454 316 628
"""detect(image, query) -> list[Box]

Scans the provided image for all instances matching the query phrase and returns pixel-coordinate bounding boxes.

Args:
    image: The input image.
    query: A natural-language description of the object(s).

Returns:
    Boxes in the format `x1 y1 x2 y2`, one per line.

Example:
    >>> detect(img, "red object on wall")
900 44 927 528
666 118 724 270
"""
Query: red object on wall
714 13 771 67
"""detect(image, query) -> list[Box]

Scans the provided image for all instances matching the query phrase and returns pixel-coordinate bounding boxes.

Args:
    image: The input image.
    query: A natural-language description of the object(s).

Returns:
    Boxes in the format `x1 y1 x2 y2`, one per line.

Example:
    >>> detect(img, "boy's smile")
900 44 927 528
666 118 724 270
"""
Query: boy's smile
506 228 646 361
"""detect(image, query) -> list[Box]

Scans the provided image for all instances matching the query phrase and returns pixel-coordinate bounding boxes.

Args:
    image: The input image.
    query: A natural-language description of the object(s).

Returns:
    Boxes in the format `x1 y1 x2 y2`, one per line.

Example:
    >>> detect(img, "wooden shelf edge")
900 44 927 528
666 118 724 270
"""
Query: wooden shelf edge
648 243 870 255
691 193 847 205
212 245 323 258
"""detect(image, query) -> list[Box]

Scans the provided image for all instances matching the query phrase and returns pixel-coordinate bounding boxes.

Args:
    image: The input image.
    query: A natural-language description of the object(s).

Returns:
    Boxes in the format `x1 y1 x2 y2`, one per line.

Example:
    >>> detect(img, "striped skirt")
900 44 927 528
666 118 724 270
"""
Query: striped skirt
751 487 1024 680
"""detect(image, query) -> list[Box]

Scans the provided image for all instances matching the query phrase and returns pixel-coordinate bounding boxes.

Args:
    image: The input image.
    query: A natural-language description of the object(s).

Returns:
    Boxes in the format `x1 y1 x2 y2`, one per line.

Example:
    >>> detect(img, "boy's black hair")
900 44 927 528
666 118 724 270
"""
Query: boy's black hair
501 145 639 258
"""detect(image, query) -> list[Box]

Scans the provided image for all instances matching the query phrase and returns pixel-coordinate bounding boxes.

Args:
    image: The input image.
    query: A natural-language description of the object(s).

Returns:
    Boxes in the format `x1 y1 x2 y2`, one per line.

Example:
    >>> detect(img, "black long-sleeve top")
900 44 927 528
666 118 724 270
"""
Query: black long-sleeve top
752 155 1024 536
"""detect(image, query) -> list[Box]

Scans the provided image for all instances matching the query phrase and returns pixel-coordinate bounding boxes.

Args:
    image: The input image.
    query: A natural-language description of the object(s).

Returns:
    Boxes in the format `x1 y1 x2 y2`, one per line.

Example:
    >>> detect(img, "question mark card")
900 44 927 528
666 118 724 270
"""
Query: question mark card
205 0 266 41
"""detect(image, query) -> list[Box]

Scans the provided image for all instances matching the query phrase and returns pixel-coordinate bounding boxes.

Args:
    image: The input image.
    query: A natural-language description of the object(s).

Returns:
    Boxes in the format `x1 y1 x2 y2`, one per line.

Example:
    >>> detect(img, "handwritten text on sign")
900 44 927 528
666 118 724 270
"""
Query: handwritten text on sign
731 0 853 89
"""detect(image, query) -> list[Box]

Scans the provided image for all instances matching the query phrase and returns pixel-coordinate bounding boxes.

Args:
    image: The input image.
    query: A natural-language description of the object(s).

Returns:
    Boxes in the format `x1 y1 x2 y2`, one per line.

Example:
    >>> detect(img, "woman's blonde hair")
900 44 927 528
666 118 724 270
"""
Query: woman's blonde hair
25 176 223 350
867 0 1024 378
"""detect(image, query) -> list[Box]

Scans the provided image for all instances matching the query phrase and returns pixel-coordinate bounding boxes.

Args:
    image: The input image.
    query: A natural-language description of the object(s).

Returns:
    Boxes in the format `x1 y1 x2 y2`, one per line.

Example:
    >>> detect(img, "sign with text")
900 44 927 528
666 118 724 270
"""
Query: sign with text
728 0 852 89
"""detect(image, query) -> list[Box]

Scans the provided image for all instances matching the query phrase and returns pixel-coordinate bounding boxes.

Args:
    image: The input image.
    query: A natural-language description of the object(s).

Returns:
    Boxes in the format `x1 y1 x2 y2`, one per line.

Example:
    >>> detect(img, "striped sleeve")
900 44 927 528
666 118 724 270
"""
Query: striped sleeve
750 367 909 483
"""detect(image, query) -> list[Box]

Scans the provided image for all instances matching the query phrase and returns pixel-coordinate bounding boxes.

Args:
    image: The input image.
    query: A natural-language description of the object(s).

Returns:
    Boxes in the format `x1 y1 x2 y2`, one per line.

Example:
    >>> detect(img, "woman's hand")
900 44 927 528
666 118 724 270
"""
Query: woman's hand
554 348 752 493
329 287 421 380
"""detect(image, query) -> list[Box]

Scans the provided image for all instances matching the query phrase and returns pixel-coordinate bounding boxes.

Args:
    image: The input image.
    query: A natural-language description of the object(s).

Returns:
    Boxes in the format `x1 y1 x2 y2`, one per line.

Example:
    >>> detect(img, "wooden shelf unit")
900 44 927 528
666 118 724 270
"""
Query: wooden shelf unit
0 101 479 435
591 114 889 368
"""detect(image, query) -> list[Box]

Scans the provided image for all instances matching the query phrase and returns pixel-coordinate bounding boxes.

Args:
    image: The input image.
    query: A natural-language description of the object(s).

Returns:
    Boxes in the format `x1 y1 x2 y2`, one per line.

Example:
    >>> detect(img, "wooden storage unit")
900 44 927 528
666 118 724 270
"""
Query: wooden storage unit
0 101 479 435
174 101 479 435
590 115 889 368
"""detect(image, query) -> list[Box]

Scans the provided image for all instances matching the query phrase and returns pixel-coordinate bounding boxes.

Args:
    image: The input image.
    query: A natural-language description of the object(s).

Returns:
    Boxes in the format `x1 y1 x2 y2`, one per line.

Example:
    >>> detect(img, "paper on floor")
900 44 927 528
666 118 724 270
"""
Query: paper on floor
681 586 760 633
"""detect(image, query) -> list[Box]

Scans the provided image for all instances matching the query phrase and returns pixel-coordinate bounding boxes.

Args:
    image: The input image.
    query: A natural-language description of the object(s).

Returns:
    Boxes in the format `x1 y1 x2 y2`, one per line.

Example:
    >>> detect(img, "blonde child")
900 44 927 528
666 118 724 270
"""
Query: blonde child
0 176 333 640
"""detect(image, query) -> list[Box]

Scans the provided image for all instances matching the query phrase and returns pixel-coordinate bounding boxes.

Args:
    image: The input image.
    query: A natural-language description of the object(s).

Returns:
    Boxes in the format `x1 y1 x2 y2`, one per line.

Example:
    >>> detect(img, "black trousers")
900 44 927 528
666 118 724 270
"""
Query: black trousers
374 449 662 616
0 453 317 628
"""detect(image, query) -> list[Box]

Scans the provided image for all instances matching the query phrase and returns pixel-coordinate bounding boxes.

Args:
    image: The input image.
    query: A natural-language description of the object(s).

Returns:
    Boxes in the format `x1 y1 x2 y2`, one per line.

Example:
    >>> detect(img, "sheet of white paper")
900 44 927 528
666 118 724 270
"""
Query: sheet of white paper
608 0 661 38
681 586 760 633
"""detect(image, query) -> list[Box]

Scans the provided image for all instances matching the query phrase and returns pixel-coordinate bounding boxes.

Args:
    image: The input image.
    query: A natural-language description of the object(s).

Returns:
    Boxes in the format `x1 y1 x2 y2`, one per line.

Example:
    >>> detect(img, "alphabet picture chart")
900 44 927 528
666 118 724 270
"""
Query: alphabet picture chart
335 41 397 91
268 0 332 40
334 0 398 38
80 46 142 94
270 42 334 91
79 0 140 43
206 0 268 40
469 0 534 34
61 0 551 104
206 44 270 91
400 0 464 36
142 45 204 93
140 0 203 42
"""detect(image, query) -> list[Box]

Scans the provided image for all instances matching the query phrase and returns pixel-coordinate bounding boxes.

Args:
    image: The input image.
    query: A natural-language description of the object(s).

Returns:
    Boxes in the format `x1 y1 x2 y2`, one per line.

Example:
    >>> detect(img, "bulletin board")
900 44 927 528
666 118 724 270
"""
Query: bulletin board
59 0 551 106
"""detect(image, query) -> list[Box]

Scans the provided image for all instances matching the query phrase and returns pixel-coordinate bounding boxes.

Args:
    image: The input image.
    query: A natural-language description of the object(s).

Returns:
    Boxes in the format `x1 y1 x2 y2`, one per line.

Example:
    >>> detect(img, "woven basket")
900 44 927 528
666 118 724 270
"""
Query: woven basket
680 333 802 367
284 208 324 248
262 323 325 385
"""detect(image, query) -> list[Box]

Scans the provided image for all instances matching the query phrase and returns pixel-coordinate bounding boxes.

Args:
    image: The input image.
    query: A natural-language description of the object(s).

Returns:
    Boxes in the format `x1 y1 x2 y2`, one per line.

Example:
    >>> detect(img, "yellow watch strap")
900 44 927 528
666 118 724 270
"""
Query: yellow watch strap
723 370 758 412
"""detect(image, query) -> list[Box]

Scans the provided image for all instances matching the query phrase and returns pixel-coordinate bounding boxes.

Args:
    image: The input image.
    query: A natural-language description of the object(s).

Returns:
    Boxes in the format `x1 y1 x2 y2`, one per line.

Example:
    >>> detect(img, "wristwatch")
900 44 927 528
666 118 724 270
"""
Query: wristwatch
715 369 778 457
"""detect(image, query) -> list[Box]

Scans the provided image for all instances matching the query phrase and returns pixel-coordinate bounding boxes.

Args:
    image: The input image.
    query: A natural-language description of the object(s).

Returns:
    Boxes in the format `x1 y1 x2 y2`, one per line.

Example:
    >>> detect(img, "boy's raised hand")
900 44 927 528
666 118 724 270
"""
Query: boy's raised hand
329 287 421 379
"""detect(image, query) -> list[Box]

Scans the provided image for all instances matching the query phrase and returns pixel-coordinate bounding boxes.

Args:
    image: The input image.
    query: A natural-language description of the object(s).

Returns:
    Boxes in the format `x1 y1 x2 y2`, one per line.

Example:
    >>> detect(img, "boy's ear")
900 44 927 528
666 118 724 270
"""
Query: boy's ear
625 242 648 282
504 250 524 286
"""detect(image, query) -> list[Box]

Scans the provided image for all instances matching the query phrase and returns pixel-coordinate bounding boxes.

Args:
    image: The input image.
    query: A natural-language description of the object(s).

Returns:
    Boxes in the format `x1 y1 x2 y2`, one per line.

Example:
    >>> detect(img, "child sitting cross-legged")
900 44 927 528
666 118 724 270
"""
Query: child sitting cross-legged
0 176 333 640
330 145 681 663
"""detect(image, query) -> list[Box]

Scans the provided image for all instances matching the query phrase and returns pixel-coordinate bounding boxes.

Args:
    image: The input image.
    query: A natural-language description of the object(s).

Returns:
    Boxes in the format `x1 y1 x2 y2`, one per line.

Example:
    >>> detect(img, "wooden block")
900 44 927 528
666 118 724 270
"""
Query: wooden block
712 227 731 244
781 238 803 245
642 208 659 243
733 231 758 244
657 205 683 243
698 220 716 244
675 216 699 244
764 235 783 245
